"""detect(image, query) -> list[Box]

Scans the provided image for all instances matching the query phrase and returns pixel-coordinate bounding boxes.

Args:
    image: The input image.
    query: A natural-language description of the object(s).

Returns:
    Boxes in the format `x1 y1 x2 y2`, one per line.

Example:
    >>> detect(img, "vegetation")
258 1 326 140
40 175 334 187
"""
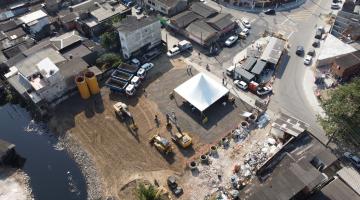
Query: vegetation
100 31 119 51
318 78 360 146
136 183 162 200
96 53 122 70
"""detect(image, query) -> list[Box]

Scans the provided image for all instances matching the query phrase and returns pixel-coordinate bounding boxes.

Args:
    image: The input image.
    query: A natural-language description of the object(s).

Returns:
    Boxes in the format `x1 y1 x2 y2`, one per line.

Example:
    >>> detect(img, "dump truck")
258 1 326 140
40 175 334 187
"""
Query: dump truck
117 63 139 74
111 70 133 82
149 134 173 154
106 78 136 96
171 132 192 148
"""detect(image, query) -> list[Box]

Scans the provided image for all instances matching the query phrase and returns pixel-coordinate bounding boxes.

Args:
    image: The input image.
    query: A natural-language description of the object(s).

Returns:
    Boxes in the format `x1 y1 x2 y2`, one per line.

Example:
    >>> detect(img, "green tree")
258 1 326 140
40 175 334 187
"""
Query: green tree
96 53 122 70
318 78 360 146
100 31 119 50
136 183 162 200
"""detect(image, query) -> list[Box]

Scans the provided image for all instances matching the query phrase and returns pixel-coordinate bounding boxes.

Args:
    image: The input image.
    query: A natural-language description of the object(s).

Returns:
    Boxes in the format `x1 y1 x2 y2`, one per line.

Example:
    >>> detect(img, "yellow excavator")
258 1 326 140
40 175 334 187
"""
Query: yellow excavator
171 132 192 148
149 134 173 154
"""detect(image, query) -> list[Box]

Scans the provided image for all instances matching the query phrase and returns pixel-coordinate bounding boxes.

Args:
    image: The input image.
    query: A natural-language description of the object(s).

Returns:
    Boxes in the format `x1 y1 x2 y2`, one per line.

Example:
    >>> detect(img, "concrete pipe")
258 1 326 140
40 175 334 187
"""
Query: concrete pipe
248 114 257 123
210 145 217 156
240 121 249 129
189 161 197 170
222 137 229 147
200 154 209 164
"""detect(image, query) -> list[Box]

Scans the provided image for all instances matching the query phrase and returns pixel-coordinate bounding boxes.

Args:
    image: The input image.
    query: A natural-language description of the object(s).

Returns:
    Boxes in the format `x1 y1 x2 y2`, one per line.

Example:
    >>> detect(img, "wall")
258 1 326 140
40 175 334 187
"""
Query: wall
36 71 67 102
119 20 162 59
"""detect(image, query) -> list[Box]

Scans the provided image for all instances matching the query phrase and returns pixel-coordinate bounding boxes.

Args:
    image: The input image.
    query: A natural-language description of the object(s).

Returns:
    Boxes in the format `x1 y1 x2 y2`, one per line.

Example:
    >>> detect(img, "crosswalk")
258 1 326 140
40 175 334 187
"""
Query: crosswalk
284 5 319 22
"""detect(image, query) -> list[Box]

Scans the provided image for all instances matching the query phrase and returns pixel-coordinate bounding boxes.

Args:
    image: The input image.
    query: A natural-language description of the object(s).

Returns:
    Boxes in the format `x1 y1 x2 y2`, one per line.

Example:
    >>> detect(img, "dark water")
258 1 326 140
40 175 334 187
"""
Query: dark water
0 104 87 200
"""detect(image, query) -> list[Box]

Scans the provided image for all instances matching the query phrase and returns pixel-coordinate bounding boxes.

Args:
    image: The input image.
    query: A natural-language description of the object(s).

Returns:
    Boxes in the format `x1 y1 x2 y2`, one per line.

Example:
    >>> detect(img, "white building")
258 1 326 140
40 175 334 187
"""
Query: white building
117 16 161 59
18 10 49 36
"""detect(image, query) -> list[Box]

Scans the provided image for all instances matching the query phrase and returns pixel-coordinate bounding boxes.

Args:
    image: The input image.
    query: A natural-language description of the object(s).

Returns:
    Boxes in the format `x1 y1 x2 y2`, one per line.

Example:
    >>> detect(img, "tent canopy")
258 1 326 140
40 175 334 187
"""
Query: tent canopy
174 73 229 112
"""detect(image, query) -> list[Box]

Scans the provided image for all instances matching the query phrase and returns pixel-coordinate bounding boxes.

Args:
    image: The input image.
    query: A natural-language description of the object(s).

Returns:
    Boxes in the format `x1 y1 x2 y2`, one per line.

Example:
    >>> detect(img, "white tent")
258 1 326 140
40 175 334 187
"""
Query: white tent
174 73 229 112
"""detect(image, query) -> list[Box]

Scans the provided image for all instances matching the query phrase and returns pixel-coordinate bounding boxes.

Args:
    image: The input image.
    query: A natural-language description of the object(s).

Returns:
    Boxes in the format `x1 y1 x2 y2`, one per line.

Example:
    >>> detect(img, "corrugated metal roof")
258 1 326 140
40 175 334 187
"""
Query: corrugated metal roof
190 2 217 18
260 37 285 65
206 13 234 31
242 57 257 71
234 67 254 81
251 60 267 75
337 167 360 195
18 10 47 24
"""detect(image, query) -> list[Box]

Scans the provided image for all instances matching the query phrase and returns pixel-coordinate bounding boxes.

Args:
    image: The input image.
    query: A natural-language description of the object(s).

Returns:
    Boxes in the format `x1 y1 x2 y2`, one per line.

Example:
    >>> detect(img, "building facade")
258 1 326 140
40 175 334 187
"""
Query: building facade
18 10 49 37
117 16 161 59
143 0 188 16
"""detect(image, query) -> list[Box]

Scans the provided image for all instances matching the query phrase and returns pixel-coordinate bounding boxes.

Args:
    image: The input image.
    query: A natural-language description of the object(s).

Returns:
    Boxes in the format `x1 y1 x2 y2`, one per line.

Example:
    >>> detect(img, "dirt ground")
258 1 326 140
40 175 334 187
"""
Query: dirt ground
49 55 252 199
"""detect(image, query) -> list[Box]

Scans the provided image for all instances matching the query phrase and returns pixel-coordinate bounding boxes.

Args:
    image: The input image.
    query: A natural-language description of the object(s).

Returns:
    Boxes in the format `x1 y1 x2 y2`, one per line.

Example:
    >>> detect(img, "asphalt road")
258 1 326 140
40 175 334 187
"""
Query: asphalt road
268 0 334 144
201 0 334 144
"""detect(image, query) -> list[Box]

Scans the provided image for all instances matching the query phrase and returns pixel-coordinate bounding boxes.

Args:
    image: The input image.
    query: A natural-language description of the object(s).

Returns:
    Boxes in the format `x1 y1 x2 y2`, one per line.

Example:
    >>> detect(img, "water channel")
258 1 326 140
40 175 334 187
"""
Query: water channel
0 103 87 200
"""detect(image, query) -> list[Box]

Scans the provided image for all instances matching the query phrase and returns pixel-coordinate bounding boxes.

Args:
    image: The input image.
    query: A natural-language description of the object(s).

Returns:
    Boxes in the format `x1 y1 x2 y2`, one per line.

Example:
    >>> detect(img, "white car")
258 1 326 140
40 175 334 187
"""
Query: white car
331 3 340 9
141 63 154 71
241 18 251 29
225 35 239 46
137 68 146 79
241 28 250 35
257 86 272 96
304 55 312 65
167 47 181 57
234 80 248 90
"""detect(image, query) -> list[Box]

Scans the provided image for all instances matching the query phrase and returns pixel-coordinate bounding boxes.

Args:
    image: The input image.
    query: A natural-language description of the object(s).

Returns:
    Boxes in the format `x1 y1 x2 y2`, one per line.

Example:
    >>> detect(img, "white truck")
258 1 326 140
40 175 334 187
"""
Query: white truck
167 40 192 57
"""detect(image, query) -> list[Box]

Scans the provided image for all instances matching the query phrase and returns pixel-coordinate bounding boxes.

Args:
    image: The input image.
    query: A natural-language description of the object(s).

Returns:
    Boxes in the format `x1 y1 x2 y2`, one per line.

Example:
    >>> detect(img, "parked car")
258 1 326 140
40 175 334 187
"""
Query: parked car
241 18 251 29
304 55 312 65
307 49 315 56
241 28 250 35
331 3 340 9
239 31 247 39
344 152 360 169
140 63 154 71
225 35 239 46
167 176 183 196
234 80 248 90
226 65 236 76
312 39 320 47
296 46 304 56
131 58 141 67
167 47 181 57
317 26 325 34
135 6 142 14
257 86 272 96
264 9 276 15
315 29 322 39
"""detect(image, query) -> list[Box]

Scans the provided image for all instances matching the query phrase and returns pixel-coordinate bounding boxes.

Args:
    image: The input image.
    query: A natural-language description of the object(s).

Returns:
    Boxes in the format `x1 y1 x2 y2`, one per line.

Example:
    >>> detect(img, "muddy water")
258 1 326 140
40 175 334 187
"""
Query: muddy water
0 104 87 200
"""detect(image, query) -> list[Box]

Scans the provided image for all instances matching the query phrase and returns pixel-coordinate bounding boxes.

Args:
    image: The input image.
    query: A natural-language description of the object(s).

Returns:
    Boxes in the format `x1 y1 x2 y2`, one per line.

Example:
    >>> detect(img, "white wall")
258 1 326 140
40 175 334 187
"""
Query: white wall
119 20 161 58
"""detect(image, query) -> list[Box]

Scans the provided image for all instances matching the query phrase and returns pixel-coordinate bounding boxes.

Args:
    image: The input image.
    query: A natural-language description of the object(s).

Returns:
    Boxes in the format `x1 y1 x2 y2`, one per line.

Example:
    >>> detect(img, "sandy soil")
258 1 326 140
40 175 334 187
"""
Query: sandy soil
49 57 199 199
49 56 252 199
0 168 33 200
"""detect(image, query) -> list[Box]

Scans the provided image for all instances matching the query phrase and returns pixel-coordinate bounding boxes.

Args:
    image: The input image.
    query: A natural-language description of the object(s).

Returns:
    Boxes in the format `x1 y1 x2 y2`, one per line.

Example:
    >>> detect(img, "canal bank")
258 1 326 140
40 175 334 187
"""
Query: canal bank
0 103 91 200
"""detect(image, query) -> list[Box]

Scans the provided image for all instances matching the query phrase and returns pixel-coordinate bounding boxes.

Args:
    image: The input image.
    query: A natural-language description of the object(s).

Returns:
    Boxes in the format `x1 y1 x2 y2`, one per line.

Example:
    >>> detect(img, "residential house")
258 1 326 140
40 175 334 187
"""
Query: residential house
78 3 131 37
18 10 49 39
6 47 87 108
185 20 218 47
206 13 235 35
144 0 188 16
59 12 78 31
170 11 201 29
117 16 161 59
331 50 360 80
189 2 217 18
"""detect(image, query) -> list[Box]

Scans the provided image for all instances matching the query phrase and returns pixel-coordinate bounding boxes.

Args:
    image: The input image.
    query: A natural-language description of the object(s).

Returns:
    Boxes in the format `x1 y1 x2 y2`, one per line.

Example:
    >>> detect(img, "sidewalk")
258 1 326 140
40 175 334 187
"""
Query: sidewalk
220 0 306 13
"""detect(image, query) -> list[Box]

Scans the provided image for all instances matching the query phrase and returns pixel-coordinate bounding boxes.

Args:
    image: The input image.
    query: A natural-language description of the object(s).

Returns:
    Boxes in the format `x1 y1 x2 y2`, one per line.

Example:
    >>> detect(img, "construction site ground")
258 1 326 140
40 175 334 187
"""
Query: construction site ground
49 55 254 199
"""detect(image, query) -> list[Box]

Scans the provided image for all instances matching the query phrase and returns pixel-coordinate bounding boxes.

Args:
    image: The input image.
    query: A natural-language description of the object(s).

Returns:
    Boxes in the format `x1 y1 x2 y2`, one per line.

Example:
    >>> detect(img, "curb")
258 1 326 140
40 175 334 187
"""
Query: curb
219 0 306 13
